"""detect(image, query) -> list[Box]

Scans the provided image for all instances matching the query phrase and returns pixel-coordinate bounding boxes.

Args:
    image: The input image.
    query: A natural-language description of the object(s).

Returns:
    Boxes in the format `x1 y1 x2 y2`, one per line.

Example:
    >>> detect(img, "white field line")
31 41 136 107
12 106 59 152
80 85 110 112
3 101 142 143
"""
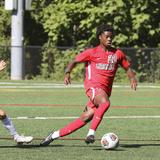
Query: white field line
0 82 159 89
11 115 160 120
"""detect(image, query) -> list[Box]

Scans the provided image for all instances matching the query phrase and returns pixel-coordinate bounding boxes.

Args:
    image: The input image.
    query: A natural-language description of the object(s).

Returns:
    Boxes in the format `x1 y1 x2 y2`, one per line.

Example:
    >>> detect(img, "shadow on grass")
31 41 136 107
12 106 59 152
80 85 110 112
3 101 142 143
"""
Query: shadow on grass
0 144 64 149
0 143 118 149
93 148 125 151
1 143 160 150
93 143 160 151
120 143 160 148
0 144 101 149
0 144 125 152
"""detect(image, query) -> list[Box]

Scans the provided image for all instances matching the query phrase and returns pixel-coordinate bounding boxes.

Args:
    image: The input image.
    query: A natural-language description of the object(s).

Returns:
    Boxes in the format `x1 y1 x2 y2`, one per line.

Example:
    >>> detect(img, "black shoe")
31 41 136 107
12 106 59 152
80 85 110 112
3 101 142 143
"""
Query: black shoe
40 132 54 146
85 135 95 144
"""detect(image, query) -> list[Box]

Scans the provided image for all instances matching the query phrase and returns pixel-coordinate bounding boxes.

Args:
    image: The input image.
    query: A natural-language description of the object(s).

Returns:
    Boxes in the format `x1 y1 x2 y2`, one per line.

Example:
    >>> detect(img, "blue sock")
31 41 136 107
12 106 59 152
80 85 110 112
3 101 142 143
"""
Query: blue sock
2 116 18 137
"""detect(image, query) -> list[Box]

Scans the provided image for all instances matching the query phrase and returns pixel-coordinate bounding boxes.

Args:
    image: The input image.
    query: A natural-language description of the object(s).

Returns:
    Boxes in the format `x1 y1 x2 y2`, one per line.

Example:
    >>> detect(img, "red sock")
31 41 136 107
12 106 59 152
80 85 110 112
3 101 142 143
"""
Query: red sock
90 101 110 131
59 118 86 137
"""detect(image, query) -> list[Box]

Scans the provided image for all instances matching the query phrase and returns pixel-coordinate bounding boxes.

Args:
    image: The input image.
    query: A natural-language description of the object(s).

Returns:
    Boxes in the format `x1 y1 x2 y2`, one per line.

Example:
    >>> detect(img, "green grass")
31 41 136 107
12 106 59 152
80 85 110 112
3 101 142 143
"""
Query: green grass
0 82 160 160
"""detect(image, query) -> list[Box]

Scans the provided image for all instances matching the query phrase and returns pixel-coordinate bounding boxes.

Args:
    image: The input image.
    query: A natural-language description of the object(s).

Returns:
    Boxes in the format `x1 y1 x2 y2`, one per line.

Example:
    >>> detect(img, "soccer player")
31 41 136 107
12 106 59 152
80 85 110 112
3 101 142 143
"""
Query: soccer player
0 60 33 144
40 24 137 146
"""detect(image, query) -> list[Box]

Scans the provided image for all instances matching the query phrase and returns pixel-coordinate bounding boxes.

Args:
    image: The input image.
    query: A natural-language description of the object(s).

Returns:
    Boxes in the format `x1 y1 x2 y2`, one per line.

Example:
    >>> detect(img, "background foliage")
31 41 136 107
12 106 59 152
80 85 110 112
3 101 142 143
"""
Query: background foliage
0 0 160 82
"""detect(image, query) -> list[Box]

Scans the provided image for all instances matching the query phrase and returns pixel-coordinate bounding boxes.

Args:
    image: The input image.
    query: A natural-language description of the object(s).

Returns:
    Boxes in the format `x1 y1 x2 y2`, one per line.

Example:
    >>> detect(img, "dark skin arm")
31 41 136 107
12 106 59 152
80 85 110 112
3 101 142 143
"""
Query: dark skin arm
64 59 78 85
126 67 138 90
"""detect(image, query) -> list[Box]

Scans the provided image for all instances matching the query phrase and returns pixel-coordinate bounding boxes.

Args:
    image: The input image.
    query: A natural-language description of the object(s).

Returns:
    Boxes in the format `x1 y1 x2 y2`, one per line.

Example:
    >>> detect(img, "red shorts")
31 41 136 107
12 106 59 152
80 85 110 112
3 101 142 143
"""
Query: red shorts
86 87 109 109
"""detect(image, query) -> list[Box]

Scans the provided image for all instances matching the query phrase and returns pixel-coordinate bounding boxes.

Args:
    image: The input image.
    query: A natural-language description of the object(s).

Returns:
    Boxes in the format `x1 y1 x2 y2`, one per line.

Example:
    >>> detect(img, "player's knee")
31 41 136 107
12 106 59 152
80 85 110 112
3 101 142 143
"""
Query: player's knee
84 114 93 123
94 94 110 106
80 110 94 123
95 97 110 108
98 99 110 106
0 110 6 120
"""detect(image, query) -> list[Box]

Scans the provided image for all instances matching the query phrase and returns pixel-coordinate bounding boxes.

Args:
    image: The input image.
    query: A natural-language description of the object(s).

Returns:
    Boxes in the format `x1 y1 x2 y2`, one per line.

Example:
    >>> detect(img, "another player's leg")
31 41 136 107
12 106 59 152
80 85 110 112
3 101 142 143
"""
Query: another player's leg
85 89 110 144
40 107 94 146
14 134 33 144
0 109 33 144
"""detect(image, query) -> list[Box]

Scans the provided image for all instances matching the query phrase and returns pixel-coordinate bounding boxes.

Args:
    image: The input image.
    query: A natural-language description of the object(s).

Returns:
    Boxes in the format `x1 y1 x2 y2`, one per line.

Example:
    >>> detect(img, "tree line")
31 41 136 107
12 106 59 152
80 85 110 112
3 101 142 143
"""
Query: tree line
0 0 159 82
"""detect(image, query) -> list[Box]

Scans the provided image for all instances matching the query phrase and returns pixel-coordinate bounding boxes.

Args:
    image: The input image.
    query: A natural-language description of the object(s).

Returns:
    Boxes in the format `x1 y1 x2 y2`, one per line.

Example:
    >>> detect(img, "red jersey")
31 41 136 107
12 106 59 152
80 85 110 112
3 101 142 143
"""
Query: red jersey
75 45 130 96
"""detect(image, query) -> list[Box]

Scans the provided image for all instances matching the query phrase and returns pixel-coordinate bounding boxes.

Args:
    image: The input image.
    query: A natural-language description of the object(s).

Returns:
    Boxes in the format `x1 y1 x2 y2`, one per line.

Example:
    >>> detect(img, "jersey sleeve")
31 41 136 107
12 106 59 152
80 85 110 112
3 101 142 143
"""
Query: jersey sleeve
75 49 91 62
117 49 131 70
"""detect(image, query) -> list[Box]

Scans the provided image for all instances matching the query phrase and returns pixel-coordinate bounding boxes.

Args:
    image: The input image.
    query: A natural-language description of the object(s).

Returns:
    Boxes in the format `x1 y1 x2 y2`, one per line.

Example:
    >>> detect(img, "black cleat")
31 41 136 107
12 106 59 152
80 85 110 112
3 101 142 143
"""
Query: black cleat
85 135 95 144
40 132 54 146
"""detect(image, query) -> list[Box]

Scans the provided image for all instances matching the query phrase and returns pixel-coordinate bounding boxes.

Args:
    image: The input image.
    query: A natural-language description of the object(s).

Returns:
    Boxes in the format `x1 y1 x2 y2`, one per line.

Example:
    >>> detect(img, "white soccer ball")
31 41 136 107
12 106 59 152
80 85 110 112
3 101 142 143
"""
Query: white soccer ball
101 132 119 150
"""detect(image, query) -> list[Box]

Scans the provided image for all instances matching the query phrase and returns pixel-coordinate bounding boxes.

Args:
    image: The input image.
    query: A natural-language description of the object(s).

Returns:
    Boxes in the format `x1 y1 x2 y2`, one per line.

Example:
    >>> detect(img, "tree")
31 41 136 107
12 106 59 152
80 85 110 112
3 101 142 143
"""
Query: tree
30 0 160 47
0 0 159 81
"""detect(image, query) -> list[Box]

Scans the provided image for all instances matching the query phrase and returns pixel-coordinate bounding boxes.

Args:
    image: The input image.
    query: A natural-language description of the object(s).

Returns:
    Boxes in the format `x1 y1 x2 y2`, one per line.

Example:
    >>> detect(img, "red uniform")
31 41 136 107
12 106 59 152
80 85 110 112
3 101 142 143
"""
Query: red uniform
75 45 130 107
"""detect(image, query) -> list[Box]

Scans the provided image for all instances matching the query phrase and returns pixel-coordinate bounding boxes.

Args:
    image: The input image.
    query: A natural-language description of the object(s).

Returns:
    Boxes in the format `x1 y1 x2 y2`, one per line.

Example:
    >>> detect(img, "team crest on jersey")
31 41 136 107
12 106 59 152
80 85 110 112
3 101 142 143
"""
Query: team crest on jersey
96 54 117 71
108 54 117 63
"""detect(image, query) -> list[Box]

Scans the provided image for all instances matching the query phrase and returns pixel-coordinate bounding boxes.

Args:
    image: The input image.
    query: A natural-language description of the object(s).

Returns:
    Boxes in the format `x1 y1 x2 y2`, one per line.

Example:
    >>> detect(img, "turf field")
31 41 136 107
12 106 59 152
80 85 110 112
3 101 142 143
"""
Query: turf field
0 81 160 160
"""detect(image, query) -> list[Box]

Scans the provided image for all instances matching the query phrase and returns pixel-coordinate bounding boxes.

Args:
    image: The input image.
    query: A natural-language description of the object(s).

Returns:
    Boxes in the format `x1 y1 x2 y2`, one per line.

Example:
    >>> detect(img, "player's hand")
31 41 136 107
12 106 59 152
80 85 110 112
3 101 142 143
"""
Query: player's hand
64 73 71 85
0 60 6 71
130 77 137 90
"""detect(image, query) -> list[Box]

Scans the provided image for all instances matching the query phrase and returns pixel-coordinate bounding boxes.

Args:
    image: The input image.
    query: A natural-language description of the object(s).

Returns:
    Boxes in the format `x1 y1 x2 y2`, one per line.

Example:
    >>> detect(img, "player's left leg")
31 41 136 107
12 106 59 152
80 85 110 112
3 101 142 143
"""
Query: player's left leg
0 109 33 144
85 88 110 144
40 106 95 146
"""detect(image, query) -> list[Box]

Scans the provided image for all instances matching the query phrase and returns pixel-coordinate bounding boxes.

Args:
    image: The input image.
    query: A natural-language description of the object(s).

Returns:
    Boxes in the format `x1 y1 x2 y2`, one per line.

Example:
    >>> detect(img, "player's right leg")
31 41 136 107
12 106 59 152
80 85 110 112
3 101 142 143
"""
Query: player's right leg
40 106 94 146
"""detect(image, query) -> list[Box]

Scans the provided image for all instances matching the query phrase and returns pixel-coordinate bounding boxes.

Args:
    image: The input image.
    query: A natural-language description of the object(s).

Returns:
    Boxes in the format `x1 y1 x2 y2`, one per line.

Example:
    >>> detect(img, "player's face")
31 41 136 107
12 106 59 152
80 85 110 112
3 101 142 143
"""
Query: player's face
99 31 113 48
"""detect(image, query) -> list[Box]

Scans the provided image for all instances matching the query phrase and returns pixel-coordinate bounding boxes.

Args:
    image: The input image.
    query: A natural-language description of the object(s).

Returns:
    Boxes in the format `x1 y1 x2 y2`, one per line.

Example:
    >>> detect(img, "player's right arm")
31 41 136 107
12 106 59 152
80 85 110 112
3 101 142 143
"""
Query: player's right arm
64 59 78 85
64 49 91 85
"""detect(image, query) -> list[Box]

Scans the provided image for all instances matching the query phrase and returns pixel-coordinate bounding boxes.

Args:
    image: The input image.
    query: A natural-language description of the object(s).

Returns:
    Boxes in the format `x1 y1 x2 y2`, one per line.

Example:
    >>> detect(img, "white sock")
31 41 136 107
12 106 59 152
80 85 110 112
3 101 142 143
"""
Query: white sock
2 116 18 137
51 131 60 139
87 129 95 136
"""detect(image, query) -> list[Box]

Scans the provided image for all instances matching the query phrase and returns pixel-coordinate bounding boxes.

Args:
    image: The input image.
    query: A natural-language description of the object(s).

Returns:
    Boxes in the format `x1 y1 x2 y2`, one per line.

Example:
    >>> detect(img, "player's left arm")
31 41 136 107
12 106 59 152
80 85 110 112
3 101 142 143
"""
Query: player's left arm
118 50 137 90
126 67 137 90
64 49 91 85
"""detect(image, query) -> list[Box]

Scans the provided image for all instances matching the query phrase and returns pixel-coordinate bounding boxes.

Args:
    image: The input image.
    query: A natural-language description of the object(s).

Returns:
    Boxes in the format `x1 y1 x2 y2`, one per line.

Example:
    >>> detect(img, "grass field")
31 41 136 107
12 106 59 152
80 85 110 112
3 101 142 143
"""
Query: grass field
0 81 160 160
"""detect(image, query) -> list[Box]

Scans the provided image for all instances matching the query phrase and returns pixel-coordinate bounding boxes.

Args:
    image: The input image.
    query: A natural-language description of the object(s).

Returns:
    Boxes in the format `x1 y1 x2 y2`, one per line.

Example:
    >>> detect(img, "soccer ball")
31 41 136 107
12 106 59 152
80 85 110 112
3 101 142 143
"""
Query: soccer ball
101 132 119 150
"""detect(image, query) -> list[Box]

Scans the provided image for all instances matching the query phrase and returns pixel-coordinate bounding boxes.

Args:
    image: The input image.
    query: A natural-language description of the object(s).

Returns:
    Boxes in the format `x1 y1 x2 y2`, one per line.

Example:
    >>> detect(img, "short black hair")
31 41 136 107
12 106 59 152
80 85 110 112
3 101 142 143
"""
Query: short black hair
96 24 113 38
